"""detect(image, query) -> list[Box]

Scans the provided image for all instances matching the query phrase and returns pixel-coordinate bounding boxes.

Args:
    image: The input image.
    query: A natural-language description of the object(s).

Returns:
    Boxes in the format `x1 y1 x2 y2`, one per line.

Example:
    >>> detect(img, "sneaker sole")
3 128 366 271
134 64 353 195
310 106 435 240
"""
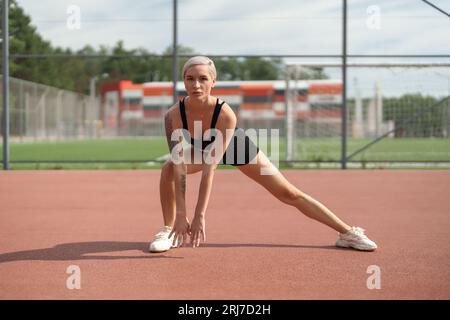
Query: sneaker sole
148 241 180 253
149 247 171 253
336 239 377 251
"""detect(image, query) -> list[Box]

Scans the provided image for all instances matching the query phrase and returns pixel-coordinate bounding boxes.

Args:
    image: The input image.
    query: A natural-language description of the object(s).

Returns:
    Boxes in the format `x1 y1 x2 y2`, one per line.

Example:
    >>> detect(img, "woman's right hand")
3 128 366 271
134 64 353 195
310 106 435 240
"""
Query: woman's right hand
190 215 206 248
169 214 191 247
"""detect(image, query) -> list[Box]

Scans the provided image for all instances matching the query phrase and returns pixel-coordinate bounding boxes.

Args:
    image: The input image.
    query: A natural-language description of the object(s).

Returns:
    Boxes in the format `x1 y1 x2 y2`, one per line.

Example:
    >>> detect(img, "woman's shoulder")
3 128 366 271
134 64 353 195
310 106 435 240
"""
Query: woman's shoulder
164 101 182 127
166 99 185 116
216 98 237 126
216 98 233 112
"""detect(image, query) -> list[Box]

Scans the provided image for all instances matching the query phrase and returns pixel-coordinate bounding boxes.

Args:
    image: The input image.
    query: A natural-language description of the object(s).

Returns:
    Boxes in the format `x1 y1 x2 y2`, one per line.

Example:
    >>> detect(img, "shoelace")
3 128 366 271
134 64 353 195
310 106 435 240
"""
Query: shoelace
154 230 171 241
349 227 369 239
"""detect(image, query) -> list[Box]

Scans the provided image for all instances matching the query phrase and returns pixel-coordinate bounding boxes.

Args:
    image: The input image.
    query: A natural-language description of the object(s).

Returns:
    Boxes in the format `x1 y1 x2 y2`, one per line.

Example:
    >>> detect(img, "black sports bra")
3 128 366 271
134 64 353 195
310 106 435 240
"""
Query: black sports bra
179 97 225 150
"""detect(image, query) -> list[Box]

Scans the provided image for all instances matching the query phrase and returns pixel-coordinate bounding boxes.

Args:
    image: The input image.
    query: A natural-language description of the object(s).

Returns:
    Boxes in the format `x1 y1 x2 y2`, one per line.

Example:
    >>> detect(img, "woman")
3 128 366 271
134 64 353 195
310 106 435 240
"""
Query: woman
149 56 377 252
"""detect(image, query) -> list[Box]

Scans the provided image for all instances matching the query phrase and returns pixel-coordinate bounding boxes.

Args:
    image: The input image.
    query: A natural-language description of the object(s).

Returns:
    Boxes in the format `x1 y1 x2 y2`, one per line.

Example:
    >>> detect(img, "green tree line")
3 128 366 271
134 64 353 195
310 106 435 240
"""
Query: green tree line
2 1 447 138
383 94 449 138
346 94 450 138
0 0 329 95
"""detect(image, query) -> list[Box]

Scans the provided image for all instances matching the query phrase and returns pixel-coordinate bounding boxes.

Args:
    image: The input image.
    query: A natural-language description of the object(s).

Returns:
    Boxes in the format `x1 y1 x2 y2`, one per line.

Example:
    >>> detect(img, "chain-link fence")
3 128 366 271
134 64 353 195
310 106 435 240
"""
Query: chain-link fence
1 63 450 166
282 64 450 165
1 76 102 142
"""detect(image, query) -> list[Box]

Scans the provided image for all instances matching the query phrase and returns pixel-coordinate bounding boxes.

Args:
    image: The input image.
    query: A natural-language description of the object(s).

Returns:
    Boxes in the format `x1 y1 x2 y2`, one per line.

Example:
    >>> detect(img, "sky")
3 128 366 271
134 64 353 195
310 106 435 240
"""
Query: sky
12 0 450 97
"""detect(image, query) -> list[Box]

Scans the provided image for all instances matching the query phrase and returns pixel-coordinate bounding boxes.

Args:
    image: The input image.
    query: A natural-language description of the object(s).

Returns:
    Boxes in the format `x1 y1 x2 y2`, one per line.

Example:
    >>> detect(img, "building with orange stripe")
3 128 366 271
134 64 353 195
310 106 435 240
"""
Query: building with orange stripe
100 79 342 135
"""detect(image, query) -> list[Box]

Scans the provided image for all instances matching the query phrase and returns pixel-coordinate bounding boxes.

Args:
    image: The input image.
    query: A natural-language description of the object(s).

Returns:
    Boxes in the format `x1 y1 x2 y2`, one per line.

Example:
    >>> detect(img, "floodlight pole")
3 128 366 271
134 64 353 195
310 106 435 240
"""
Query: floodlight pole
172 0 178 105
2 0 10 170
341 0 348 169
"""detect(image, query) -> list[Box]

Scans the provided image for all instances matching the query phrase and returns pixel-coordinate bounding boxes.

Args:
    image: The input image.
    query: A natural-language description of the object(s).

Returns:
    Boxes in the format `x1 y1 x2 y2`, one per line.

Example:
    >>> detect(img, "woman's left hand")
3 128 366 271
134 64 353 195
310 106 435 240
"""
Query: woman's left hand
169 214 191 247
190 215 206 248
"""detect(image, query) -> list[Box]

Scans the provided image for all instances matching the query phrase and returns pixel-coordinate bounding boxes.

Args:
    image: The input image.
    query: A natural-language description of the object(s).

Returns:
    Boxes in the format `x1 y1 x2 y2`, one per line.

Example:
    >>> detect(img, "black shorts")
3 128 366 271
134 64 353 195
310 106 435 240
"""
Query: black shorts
220 128 259 166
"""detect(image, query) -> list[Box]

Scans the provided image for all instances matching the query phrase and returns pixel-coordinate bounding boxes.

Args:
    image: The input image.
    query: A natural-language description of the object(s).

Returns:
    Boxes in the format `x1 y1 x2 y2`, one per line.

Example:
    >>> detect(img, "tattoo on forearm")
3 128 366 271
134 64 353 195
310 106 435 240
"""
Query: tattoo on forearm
180 174 186 196
165 114 177 152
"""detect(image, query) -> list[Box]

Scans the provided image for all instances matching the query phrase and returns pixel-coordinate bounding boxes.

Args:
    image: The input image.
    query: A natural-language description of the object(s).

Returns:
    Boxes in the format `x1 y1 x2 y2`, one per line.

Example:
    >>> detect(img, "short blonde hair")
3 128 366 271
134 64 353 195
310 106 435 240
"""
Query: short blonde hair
182 56 217 80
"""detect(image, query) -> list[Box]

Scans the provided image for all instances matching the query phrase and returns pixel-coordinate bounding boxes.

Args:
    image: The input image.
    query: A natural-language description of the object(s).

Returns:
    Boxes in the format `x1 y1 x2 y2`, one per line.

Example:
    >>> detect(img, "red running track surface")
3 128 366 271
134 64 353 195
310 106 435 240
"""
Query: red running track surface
0 170 449 299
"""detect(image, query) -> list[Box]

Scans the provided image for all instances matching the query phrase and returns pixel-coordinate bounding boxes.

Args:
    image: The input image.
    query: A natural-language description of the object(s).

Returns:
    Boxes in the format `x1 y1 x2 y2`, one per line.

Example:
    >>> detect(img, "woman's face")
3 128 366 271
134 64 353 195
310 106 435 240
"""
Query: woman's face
183 65 216 101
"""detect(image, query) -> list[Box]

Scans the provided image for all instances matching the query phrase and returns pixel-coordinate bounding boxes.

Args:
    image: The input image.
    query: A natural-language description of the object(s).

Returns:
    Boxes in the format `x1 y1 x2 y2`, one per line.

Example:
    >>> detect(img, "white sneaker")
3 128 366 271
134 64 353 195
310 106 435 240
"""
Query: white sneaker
336 226 378 251
149 226 178 253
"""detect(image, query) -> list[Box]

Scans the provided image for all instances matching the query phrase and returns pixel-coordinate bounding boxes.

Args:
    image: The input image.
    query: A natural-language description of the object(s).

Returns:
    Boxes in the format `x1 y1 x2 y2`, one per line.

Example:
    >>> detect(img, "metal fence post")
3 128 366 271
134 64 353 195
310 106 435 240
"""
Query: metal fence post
172 0 178 105
341 0 348 169
2 0 10 170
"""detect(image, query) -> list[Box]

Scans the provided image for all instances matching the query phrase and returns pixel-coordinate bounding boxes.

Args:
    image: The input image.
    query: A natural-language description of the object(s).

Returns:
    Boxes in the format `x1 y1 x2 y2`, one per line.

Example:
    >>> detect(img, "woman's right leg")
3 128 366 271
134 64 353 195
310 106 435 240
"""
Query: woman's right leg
159 160 176 227
159 147 203 227
150 147 204 252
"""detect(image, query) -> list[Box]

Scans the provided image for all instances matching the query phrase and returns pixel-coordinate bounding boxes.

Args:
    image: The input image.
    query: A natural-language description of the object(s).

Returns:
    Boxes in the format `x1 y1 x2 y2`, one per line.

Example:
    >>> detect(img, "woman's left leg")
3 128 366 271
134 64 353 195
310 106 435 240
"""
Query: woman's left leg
237 150 351 234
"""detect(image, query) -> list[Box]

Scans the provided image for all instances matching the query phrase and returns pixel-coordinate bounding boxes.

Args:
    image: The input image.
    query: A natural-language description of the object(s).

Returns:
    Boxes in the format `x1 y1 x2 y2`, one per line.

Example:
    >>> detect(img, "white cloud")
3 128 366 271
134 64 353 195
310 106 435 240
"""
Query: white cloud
177 0 342 54
346 0 450 54
14 0 450 54
12 0 450 97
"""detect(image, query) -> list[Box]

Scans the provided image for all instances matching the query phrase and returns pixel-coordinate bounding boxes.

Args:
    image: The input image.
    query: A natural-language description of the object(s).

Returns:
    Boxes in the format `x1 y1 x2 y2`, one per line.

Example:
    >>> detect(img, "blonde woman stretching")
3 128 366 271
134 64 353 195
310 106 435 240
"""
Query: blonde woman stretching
149 56 377 253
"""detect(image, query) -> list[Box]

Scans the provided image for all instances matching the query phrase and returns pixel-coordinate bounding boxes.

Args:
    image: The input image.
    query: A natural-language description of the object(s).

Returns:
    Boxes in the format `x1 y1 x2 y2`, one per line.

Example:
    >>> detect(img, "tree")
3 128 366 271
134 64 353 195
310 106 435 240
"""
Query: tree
1 0 53 81
383 94 445 137
1 1 328 94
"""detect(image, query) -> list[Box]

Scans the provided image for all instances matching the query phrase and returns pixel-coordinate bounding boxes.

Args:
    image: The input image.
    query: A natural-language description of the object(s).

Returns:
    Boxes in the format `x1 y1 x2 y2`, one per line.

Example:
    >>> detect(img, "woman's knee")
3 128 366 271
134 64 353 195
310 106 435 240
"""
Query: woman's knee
161 160 175 178
276 187 305 206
